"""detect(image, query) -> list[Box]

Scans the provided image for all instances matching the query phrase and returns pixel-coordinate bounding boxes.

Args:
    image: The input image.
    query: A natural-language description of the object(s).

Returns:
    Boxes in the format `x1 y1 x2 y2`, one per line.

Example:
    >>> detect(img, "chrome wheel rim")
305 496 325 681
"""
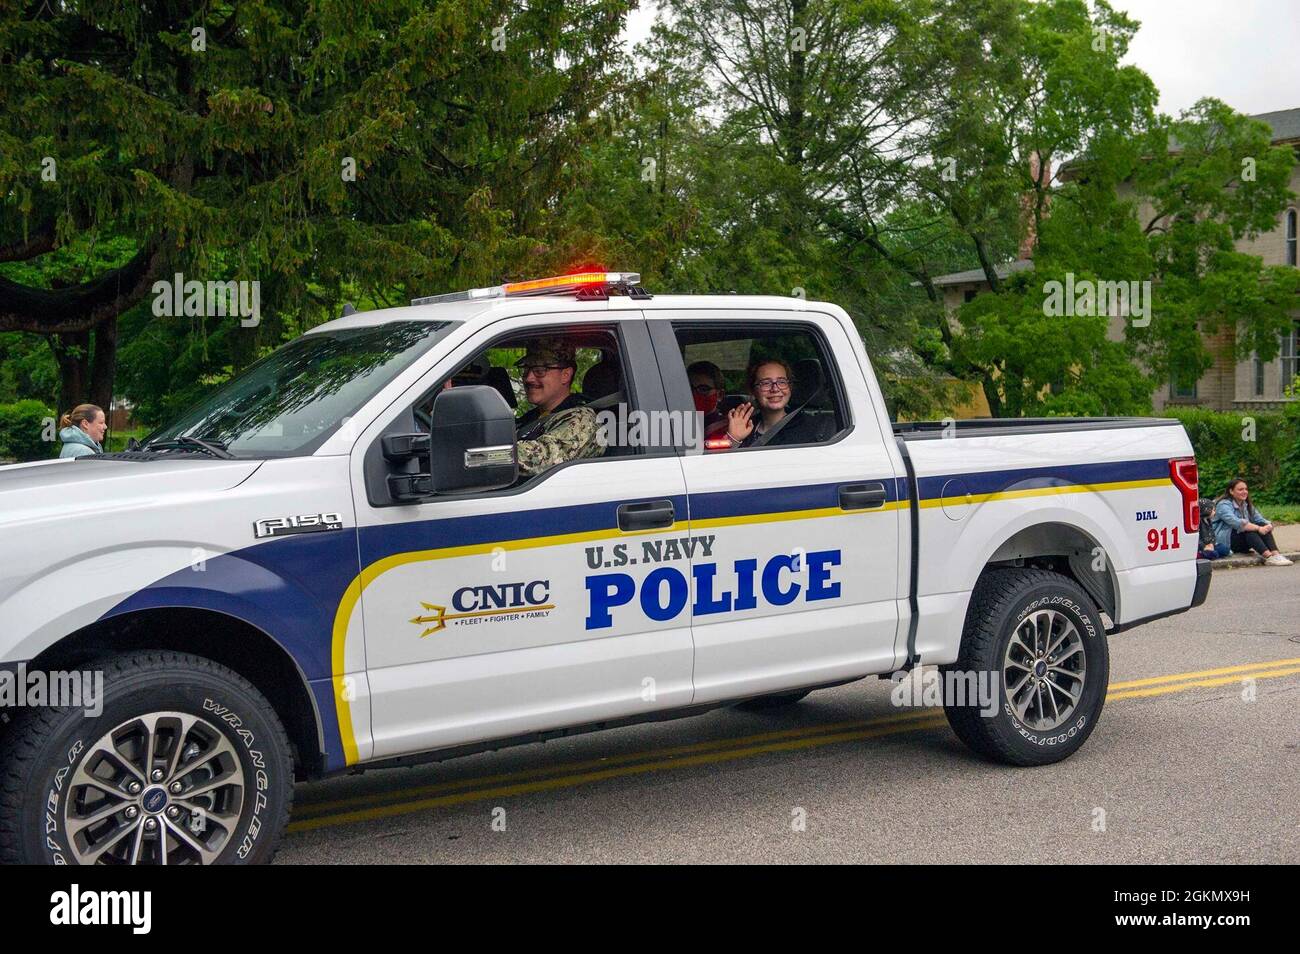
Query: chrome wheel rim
1003 609 1086 731
63 711 246 865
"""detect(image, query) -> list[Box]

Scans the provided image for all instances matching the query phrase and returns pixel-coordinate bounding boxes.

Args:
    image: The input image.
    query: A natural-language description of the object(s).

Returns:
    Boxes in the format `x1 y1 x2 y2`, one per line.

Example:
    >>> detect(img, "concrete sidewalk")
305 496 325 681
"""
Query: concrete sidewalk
1207 521 1300 569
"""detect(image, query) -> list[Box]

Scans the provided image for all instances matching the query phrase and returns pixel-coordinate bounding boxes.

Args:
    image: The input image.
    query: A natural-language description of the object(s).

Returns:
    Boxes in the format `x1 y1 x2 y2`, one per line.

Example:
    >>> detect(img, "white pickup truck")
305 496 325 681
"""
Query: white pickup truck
0 272 1209 864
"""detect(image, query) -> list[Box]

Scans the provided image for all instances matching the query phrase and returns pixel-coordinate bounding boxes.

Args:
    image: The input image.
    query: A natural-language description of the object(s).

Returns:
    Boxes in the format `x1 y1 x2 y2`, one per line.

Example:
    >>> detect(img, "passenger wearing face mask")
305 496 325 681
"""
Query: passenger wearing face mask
687 360 727 432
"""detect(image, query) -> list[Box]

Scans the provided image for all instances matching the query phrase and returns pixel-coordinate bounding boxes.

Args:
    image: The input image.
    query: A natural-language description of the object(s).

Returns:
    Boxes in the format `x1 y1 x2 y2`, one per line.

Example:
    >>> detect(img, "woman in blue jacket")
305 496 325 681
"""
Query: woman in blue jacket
57 404 105 459
1212 478 1293 566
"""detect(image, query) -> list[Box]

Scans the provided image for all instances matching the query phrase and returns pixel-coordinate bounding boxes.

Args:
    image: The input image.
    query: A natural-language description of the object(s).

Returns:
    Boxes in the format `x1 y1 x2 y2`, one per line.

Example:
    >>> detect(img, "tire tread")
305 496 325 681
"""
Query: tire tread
944 568 1100 767
0 650 294 865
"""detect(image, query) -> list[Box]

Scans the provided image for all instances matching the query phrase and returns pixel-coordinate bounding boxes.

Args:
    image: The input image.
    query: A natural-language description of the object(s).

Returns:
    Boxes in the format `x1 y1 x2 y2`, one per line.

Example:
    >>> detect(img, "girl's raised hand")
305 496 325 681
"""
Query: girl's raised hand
727 402 755 443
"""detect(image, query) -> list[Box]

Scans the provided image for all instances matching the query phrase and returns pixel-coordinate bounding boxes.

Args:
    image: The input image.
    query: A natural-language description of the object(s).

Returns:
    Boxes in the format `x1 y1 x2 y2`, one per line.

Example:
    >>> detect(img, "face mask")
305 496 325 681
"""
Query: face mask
694 391 719 414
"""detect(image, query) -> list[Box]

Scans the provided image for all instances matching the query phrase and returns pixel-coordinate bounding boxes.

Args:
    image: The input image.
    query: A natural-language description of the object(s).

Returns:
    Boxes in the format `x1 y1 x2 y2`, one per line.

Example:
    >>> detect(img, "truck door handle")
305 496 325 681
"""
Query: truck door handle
617 499 676 532
839 482 887 511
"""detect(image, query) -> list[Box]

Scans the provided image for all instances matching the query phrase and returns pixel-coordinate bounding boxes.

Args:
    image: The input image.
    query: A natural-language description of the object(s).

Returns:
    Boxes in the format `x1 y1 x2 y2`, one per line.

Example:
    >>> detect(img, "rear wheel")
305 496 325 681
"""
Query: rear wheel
737 689 813 711
0 651 293 865
943 568 1108 766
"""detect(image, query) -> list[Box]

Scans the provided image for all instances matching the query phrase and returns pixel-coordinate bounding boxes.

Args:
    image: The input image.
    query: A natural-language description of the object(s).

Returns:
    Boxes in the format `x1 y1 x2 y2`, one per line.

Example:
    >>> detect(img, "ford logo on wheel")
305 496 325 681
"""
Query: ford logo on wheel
142 787 168 814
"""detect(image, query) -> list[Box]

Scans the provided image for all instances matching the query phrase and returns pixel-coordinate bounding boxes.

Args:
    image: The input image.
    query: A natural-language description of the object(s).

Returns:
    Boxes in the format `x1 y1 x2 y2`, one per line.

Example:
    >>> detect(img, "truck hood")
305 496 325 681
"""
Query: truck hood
0 456 263 530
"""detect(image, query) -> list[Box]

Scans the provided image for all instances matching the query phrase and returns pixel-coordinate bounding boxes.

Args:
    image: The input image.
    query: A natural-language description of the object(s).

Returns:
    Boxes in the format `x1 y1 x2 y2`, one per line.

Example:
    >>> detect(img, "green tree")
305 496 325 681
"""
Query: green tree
1129 100 1300 386
848 1 1296 418
952 95 1298 417
873 0 1160 415
1 0 633 420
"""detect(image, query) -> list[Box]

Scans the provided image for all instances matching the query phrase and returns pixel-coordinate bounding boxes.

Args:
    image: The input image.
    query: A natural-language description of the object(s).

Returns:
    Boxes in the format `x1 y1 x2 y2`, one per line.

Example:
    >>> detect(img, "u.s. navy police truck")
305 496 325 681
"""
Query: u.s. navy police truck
0 271 1210 864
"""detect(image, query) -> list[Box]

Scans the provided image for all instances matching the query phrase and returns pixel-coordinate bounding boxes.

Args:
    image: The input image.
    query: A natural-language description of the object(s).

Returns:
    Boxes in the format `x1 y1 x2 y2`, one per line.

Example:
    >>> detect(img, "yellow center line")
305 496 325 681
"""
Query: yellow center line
289 657 1300 834
296 658 1300 819
1108 666 1300 701
289 714 953 834
291 707 950 818
1108 657 1300 690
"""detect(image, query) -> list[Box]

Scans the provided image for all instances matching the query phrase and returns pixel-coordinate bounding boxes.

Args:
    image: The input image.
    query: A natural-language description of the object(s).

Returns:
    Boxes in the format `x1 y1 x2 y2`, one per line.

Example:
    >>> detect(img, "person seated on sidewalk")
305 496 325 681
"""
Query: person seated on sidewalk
1211 478 1293 566
1196 498 1222 560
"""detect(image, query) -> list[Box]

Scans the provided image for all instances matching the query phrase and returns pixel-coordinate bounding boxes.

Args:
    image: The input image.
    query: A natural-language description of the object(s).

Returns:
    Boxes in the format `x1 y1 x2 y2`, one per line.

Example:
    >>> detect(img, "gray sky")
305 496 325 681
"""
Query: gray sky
1119 0 1300 116
623 0 1300 118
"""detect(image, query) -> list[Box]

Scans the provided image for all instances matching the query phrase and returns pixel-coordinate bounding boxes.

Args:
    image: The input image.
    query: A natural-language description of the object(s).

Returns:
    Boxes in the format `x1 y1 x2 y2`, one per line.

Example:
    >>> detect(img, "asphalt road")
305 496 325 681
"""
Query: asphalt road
279 563 1300 864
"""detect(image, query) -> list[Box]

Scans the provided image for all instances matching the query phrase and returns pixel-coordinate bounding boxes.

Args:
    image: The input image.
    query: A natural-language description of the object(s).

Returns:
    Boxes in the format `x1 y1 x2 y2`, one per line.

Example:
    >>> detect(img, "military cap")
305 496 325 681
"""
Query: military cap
516 337 576 369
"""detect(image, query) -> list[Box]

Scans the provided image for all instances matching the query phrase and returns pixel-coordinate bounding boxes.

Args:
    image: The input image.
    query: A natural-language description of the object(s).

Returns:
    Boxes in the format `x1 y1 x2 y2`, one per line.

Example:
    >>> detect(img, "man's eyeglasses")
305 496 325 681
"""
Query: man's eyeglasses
519 364 565 378
755 377 790 391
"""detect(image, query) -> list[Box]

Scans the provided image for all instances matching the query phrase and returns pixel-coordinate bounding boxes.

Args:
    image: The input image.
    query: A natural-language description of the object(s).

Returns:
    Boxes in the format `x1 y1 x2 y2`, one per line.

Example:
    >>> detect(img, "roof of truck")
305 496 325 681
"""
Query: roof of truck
306 293 837 335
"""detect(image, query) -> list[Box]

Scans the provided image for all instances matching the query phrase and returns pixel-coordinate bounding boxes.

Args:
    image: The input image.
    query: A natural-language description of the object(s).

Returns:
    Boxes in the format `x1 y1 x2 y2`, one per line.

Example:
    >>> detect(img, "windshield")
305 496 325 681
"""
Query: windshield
145 321 457 458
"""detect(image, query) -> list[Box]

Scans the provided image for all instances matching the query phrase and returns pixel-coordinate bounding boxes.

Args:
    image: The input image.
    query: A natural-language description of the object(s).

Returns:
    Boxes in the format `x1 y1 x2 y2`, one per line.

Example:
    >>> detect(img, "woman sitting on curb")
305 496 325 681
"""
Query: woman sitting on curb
1211 478 1293 566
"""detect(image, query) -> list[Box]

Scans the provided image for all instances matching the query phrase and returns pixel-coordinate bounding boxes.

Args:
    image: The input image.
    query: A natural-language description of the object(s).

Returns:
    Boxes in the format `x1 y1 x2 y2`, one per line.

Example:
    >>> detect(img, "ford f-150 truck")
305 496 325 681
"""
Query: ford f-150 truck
0 271 1210 864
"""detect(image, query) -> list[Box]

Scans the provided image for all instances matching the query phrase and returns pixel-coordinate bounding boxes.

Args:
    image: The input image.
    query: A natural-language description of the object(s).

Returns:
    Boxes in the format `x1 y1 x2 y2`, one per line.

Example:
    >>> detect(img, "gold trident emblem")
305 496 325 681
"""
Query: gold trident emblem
410 600 557 637
410 603 450 637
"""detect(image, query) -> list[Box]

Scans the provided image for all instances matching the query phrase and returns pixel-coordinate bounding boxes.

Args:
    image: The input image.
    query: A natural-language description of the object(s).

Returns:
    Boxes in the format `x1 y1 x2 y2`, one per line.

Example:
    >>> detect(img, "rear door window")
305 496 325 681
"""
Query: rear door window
666 322 851 452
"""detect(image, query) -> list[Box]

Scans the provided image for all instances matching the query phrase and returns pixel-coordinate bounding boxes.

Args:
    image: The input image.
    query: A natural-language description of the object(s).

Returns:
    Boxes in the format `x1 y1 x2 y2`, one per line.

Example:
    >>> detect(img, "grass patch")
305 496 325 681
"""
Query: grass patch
1257 503 1300 525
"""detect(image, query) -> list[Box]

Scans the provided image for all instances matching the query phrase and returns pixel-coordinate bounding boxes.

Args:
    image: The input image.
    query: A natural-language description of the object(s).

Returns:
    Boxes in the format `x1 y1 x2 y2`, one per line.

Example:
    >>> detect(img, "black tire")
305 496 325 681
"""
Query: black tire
0 651 293 865
737 689 813 711
942 568 1108 767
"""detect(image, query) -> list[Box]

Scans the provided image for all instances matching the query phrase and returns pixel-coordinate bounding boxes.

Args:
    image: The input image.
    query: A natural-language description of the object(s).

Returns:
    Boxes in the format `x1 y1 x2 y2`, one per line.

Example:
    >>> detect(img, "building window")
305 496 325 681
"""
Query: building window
963 289 978 303
1282 321 1299 395
1288 210 1298 267
1254 355 1265 397
1171 369 1197 401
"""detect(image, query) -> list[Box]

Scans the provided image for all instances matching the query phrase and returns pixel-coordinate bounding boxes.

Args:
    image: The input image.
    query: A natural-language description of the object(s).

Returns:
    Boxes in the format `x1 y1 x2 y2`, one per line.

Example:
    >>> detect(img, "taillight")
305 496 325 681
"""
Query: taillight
1169 457 1199 533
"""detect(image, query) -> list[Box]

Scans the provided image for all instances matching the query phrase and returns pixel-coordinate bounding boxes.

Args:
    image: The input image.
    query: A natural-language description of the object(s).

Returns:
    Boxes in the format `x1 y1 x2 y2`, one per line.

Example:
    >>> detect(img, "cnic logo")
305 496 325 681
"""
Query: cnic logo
411 581 554 636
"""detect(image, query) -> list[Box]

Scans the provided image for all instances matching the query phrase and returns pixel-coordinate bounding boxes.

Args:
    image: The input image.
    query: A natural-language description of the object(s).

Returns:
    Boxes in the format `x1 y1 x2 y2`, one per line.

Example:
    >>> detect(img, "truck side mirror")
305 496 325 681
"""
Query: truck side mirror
382 385 518 501
427 384 518 494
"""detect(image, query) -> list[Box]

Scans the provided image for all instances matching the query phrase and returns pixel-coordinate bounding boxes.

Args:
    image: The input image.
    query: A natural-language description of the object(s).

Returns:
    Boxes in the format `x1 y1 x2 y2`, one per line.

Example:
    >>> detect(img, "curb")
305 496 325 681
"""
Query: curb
1206 550 1300 570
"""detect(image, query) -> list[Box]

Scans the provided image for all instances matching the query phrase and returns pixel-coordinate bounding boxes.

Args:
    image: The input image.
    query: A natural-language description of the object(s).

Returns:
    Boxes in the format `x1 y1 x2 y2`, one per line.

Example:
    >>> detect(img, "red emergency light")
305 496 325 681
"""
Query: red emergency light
412 271 642 306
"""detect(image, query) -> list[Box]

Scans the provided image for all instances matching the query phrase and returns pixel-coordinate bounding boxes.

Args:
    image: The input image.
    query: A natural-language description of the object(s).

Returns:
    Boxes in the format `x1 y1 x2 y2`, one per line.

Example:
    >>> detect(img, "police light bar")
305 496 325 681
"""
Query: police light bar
412 271 642 306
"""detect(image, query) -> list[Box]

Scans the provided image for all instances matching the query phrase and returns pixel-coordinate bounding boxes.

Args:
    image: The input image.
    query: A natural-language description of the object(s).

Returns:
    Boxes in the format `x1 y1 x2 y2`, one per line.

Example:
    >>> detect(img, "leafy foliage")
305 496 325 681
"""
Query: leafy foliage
0 0 1297 435
1274 386 1300 504
1 0 634 416
1161 407 1299 503
0 399 55 461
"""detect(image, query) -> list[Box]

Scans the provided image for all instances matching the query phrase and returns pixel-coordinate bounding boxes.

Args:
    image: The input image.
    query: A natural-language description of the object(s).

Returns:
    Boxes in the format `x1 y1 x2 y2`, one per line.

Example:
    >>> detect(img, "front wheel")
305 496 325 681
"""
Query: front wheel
943 568 1109 766
0 651 294 865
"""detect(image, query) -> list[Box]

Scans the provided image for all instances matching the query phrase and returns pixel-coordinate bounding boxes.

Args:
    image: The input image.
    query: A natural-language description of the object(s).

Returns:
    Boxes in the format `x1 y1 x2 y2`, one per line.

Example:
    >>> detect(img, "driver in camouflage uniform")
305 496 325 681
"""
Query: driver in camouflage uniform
514 337 602 476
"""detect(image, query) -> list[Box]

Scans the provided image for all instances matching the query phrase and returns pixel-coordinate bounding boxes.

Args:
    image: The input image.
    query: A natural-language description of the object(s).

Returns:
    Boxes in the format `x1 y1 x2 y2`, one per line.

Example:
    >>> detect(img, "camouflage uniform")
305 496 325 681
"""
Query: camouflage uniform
515 339 602 476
